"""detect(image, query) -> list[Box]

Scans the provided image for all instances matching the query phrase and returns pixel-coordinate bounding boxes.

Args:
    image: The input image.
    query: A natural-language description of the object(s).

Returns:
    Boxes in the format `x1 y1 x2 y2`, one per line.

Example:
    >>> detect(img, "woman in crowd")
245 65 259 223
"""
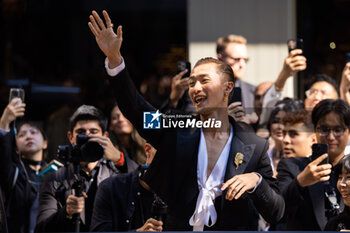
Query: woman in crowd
325 155 350 231
109 105 146 168
0 98 48 233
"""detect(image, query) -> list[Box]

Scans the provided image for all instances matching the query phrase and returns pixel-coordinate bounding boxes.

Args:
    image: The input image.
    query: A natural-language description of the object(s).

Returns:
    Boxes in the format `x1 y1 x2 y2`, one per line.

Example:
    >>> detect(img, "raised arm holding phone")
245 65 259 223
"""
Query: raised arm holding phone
0 91 48 233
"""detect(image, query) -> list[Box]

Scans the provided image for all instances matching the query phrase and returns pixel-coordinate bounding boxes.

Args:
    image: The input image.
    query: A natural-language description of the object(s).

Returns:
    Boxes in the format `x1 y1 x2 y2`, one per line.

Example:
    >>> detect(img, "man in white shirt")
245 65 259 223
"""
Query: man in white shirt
88 10 285 231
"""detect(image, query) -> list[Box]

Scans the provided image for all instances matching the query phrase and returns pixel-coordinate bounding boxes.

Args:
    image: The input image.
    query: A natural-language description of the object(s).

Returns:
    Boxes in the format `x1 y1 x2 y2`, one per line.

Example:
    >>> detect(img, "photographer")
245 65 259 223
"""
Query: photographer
90 142 164 232
0 98 48 233
35 105 129 232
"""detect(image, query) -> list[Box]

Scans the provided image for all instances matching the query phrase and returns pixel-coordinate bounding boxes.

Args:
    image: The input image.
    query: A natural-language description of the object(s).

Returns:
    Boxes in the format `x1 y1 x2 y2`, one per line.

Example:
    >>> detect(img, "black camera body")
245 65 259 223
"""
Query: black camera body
151 196 167 221
57 135 104 163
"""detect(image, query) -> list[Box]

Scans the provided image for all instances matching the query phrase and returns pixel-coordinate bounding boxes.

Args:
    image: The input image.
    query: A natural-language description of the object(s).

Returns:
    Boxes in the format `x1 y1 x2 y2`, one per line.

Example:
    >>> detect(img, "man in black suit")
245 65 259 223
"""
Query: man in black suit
88 10 284 231
277 100 350 230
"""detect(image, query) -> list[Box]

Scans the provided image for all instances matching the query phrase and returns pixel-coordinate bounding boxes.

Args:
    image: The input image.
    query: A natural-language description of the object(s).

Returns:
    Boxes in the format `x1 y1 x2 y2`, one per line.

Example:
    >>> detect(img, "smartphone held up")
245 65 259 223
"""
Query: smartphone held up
311 143 329 165
177 61 191 79
9 88 25 105
287 38 304 53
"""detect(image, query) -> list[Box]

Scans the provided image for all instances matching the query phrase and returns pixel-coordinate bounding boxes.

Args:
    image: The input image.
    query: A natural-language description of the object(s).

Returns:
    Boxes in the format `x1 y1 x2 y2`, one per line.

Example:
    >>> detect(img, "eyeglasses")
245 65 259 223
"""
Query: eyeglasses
282 130 299 138
305 88 328 98
223 54 249 63
316 126 346 137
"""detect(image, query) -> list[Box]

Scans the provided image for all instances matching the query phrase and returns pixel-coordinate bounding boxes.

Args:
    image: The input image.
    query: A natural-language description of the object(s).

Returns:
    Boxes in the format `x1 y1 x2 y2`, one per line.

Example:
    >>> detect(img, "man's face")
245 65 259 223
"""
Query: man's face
282 122 315 158
188 63 232 115
316 112 350 161
16 124 47 157
68 120 104 145
220 42 248 79
304 81 338 110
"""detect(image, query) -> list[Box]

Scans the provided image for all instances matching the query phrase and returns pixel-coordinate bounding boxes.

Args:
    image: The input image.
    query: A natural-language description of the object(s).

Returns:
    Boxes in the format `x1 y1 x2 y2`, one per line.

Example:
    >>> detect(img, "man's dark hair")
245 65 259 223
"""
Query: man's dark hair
305 74 340 97
69 105 108 132
334 154 350 178
267 97 304 132
194 57 235 83
282 109 313 132
312 99 350 130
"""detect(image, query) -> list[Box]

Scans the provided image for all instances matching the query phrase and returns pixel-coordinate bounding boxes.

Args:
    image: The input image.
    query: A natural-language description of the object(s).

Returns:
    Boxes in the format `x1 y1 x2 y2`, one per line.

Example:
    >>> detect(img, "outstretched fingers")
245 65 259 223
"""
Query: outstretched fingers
88 22 98 37
89 14 101 34
116 25 123 39
92 10 106 30
102 10 112 28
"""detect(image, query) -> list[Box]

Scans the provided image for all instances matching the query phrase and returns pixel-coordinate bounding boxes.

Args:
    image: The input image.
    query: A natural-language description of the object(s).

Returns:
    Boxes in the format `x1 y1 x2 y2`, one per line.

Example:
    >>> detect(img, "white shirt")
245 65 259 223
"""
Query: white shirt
189 126 233 231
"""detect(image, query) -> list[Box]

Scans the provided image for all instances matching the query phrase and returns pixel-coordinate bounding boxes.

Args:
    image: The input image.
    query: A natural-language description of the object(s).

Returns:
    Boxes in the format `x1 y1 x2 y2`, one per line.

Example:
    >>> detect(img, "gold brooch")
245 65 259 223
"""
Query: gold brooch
234 152 244 169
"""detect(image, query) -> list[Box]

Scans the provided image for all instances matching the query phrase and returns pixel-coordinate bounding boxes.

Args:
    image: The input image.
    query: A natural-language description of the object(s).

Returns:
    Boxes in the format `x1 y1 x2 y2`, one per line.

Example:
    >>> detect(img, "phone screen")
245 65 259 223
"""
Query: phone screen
287 38 304 53
228 87 242 105
177 61 191 79
311 143 329 165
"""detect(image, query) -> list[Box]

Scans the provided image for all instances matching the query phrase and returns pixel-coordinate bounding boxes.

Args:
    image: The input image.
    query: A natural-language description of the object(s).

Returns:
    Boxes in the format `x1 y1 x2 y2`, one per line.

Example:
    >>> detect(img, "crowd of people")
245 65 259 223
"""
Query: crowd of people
0 9 350 232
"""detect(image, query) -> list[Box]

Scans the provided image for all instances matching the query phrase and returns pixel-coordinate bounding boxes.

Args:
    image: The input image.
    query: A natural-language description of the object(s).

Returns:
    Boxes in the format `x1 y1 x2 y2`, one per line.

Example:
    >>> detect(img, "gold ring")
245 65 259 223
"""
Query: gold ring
108 23 114 28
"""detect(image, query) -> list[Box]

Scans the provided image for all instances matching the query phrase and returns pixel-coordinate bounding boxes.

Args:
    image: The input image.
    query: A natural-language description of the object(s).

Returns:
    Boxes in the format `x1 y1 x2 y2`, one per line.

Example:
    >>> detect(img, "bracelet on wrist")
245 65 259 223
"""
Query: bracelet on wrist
115 152 125 166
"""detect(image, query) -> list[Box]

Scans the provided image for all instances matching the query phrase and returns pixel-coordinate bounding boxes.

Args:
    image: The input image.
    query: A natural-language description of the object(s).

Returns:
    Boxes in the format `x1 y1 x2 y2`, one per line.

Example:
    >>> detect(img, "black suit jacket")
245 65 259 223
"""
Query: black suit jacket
277 157 343 230
109 68 284 230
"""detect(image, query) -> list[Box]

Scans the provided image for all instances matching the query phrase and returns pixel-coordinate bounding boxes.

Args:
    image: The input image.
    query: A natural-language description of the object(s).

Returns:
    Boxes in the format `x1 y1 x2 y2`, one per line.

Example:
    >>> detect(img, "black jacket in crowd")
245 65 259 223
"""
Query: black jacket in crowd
277 157 344 230
35 157 137 232
0 129 43 233
90 167 156 231
325 206 350 231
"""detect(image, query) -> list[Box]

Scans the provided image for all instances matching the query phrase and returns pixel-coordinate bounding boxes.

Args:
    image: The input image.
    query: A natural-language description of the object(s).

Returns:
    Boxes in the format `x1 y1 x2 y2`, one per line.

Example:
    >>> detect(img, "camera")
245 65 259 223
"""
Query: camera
57 134 104 163
151 196 167 221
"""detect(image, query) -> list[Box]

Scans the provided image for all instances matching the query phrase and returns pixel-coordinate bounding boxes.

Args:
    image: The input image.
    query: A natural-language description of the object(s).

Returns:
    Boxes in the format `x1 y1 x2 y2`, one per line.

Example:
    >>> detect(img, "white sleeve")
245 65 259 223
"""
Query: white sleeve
105 57 125 77
0 128 10 136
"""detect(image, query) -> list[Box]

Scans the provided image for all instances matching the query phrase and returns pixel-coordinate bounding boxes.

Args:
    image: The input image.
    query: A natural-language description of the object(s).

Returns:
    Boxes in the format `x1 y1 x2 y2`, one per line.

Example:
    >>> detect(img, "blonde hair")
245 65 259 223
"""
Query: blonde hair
216 34 247 55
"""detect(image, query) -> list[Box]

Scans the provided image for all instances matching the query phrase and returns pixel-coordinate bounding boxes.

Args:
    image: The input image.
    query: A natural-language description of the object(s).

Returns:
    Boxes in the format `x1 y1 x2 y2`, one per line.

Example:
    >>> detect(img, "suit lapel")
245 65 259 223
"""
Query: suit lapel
220 128 256 213
224 136 256 181
175 128 200 202
308 182 327 229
